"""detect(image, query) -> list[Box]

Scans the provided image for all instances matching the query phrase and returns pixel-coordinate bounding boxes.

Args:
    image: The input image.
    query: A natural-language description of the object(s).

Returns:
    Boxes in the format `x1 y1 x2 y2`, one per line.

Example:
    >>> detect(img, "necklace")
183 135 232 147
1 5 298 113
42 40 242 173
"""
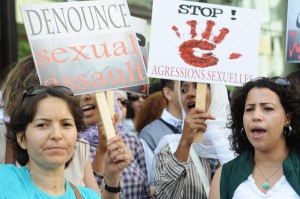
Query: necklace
255 161 282 191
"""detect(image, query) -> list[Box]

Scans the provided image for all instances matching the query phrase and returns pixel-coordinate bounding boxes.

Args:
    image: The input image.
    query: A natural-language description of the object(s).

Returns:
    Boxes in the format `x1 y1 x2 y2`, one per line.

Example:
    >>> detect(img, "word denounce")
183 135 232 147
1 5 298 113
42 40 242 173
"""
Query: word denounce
23 3 131 37
32 32 147 94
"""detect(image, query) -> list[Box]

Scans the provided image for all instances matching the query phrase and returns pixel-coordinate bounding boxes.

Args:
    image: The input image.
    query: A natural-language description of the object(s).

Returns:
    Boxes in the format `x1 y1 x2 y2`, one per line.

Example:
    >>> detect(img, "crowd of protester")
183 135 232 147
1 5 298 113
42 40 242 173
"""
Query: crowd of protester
1 55 300 199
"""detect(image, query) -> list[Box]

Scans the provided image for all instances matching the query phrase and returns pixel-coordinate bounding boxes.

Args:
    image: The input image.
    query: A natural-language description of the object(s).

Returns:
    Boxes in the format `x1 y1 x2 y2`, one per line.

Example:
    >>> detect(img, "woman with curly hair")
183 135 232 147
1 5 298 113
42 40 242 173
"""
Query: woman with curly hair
209 77 300 199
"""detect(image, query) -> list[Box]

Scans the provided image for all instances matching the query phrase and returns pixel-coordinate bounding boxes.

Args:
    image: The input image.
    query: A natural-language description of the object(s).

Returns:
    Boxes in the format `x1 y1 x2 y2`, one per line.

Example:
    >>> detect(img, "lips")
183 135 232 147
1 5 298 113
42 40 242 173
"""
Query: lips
187 101 195 109
82 105 95 112
82 104 96 117
250 127 266 139
45 146 66 152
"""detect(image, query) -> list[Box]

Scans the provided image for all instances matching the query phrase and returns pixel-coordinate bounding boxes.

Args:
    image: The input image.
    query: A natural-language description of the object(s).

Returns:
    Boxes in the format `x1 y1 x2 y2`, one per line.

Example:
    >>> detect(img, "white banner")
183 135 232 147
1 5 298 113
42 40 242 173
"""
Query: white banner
148 0 261 86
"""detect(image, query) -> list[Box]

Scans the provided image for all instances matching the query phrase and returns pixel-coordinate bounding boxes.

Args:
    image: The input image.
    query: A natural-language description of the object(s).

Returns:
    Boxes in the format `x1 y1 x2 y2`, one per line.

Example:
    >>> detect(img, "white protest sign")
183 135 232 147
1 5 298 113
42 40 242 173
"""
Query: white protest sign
20 0 149 95
148 0 261 86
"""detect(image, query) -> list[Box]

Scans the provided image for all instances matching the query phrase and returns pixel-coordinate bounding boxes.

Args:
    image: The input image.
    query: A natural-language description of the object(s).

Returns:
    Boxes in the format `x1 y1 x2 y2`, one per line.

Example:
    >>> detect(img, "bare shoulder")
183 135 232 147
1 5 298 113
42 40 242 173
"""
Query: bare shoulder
208 166 222 199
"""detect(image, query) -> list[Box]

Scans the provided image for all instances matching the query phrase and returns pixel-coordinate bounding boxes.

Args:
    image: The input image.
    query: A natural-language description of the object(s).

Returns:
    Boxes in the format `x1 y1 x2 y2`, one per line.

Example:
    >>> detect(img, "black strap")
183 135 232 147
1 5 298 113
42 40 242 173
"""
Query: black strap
104 183 121 193
159 118 181 134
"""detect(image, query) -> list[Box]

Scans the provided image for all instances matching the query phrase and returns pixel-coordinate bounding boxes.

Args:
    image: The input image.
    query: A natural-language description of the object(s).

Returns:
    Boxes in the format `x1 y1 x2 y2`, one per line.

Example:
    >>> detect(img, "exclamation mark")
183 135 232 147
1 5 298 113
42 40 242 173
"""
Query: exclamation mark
231 10 237 20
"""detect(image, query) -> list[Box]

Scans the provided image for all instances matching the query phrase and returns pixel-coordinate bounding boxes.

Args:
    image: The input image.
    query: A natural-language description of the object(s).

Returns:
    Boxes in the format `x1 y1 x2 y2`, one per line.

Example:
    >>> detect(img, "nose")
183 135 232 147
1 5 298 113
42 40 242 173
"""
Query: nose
50 124 63 141
81 94 91 103
186 87 196 99
252 108 262 121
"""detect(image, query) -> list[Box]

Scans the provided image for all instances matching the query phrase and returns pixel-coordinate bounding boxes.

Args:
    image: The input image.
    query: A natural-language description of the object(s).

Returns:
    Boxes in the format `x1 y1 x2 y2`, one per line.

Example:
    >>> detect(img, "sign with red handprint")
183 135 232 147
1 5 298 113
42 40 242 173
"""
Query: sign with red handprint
148 0 261 86
285 0 300 63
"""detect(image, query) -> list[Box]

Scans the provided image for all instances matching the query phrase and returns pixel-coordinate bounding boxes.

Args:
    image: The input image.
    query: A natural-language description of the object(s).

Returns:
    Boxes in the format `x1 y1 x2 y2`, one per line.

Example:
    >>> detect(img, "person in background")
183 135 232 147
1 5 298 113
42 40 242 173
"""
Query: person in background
116 91 130 123
139 80 183 152
124 92 147 135
0 55 41 164
135 92 167 134
139 80 182 187
134 91 166 186
0 85 130 199
209 77 300 199
79 91 153 199
154 81 235 199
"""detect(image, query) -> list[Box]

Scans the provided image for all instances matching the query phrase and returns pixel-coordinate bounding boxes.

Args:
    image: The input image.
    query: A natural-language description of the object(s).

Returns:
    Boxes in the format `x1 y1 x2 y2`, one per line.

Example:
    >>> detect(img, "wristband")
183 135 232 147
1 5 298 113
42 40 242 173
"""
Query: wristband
104 182 121 193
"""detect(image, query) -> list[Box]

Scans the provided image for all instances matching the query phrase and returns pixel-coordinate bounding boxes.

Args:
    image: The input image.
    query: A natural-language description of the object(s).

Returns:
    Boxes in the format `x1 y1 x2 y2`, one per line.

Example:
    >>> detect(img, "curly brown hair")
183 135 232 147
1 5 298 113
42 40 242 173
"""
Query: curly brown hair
134 91 166 133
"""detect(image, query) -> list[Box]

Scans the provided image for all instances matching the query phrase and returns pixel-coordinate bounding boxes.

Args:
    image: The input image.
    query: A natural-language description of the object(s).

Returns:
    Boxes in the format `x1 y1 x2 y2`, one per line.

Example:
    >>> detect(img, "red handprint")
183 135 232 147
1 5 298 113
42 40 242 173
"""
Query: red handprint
172 20 241 68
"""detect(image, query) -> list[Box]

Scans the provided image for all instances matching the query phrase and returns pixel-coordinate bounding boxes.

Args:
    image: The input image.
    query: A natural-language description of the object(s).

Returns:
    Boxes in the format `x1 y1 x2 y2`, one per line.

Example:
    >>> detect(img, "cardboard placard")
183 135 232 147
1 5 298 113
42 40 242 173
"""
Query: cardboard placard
148 0 261 86
20 0 149 95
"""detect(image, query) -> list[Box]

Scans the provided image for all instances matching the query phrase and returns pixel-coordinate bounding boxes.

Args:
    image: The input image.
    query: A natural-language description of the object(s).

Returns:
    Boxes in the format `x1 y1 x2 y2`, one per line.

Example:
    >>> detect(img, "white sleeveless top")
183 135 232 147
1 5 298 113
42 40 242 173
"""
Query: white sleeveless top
233 174 300 199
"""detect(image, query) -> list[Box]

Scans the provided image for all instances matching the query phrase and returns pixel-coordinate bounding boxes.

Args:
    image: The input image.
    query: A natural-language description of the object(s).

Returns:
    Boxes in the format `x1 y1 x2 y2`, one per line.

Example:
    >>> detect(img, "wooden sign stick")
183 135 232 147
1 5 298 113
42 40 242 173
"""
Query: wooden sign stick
194 83 207 143
95 92 116 140
106 90 115 118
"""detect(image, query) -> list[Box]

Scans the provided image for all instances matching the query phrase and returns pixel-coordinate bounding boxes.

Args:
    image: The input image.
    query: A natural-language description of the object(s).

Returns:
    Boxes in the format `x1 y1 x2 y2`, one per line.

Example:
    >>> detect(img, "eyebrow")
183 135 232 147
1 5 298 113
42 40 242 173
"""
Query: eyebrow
33 118 74 122
245 102 275 106
181 84 189 88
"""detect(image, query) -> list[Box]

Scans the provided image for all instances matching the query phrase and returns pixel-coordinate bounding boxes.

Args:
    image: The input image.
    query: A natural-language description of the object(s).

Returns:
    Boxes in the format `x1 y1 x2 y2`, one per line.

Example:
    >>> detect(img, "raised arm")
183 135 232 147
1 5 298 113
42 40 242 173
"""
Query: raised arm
102 135 132 199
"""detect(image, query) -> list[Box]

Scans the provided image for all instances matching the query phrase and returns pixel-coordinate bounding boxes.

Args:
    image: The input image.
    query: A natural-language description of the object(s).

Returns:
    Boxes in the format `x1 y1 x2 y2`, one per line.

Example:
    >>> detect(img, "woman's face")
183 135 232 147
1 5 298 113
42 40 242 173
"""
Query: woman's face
180 82 211 114
243 87 290 151
17 96 77 169
79 93 100 125
129 93 147 115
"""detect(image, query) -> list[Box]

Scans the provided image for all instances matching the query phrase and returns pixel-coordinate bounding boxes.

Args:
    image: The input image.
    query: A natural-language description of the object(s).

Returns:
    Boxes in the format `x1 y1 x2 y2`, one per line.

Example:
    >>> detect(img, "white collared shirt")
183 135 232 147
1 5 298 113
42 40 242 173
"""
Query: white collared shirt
161 108 182 128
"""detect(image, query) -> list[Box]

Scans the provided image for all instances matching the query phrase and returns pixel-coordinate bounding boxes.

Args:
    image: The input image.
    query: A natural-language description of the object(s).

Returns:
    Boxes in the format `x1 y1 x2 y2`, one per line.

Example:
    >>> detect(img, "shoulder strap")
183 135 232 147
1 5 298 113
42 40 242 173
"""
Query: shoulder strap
69 182 82 199
190 145 210 197
158 118 181 134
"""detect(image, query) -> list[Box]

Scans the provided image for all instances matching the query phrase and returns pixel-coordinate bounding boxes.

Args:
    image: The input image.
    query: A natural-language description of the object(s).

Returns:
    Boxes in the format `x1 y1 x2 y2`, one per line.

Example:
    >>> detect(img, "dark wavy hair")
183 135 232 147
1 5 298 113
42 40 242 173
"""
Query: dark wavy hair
9 86 87 167
229 77 300 154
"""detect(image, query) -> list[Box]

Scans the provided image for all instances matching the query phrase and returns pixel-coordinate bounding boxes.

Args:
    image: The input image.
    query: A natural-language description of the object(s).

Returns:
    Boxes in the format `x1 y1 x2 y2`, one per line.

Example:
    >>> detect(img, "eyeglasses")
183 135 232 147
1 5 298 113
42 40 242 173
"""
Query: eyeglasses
245 77 291 88
128 94 148 101
118 98 130 107
23 85 73 101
